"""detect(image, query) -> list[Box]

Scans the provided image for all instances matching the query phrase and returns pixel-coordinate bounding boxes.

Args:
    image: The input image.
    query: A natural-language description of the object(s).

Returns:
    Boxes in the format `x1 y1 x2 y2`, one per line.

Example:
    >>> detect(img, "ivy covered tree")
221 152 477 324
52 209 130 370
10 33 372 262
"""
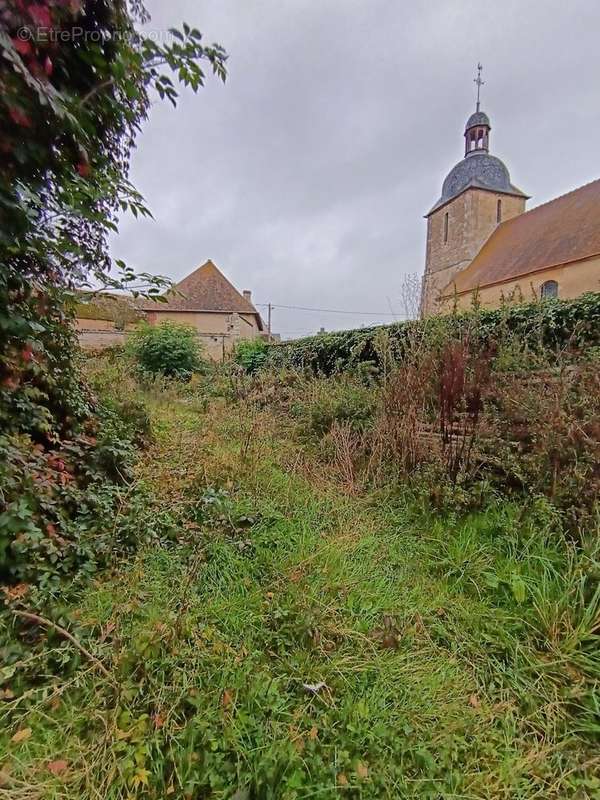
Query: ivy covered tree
0 0 227 439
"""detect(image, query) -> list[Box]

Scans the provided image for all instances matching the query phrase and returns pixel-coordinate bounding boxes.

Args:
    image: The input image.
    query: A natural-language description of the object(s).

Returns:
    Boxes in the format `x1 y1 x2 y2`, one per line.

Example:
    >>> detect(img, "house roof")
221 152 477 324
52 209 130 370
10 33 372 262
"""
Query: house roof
138 260 264 329
448 178 600 295
75 292 144 324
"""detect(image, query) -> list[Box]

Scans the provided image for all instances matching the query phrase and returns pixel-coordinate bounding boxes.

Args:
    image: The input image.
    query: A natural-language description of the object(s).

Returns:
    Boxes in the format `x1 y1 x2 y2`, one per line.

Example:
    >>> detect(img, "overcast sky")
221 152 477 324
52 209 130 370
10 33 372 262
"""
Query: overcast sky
111 0 600 338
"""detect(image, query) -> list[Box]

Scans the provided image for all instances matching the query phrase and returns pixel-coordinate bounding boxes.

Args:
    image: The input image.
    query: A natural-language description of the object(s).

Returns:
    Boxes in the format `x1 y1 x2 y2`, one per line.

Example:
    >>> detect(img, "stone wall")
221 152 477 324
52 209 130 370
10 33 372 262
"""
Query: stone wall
77 328 242 362
144 310 260 339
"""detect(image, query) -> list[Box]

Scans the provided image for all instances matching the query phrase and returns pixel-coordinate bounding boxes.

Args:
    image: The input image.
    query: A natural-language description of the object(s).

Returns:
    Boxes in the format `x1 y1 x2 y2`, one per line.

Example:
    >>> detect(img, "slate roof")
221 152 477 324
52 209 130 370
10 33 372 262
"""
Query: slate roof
137 260 264 329
447 178 600 295
465 111 490 129
428 152 528 215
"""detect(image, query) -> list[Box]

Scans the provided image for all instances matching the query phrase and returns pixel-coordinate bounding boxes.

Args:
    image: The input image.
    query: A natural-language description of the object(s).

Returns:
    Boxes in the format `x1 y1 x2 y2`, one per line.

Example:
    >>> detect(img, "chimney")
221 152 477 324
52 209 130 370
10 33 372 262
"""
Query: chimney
242 290 252 301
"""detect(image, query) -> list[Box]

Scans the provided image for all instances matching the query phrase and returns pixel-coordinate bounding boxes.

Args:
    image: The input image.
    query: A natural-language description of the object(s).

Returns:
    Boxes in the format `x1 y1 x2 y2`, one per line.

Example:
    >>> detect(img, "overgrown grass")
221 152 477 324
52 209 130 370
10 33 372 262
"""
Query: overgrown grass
1 377 599 798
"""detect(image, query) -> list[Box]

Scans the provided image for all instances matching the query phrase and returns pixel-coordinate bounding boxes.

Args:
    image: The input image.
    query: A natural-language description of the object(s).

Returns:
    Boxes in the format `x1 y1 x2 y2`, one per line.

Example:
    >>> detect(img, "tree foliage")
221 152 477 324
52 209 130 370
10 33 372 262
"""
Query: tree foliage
127 322 206 379
1 0 226 294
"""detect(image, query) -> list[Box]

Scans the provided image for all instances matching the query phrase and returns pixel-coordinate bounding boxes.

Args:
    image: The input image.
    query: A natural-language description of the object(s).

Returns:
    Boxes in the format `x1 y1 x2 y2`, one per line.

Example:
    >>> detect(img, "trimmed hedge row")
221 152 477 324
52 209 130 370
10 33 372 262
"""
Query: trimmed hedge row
266 293 600 374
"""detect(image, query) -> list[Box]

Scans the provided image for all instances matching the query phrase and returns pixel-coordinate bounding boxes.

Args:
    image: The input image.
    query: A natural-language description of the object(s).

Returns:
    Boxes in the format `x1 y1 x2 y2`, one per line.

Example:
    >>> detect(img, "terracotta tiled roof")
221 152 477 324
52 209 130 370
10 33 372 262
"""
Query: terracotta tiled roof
137 260 263 328
448 178 600 294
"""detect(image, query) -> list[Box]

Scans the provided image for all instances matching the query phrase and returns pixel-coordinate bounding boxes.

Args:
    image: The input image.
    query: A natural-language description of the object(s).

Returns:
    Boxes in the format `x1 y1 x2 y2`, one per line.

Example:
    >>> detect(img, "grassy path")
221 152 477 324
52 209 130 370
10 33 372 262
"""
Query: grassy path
2 396 597 799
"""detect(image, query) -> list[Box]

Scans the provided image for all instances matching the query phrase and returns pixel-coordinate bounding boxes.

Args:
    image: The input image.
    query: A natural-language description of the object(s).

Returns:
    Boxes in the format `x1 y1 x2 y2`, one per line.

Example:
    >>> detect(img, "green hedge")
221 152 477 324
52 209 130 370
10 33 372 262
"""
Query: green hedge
266 293 600 374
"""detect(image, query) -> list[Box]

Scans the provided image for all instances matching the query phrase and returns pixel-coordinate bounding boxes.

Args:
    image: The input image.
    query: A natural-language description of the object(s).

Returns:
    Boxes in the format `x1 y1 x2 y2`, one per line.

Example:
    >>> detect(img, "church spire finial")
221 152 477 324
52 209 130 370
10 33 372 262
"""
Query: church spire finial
474 63 484 112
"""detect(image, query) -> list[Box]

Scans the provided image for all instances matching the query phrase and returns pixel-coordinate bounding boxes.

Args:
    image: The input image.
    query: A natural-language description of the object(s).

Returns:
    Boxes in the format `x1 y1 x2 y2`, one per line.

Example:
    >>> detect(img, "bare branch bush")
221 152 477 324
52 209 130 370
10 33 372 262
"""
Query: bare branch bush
323 420 366 493
399 272 424 321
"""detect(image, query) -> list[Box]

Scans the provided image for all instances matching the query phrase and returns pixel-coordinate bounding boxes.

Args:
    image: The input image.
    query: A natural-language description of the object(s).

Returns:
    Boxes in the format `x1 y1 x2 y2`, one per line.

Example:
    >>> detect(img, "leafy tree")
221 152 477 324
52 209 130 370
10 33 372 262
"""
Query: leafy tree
127 322 206 379
0 1 227 438
1 0 226 294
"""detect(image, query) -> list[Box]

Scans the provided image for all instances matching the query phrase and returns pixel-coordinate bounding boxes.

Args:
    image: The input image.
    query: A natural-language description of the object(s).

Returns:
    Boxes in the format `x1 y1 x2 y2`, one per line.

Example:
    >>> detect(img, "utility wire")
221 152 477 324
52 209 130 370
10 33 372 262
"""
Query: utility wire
254 302 398 316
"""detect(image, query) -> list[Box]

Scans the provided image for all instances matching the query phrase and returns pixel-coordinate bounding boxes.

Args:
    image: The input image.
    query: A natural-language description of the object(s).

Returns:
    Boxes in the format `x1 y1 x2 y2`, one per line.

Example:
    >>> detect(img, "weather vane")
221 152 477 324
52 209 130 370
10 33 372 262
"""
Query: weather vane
474 63 484 112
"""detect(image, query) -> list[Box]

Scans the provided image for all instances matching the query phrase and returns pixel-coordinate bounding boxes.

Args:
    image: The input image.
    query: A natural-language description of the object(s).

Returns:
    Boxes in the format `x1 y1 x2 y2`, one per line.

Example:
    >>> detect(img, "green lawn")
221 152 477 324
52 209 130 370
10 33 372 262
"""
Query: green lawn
1 396 598 799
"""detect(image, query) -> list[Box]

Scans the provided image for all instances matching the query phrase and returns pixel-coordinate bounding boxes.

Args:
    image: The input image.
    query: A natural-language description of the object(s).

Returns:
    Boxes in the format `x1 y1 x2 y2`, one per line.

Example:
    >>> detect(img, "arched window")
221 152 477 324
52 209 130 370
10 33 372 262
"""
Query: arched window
496 199 502 223
541 280 558 299
443 212 449 244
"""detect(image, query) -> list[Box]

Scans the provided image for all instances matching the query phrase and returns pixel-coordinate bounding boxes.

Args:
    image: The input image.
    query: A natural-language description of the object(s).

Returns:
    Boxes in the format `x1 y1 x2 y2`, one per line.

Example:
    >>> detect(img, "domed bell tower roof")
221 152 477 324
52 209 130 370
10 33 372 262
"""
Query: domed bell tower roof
465 110 490 129
426 66 528 216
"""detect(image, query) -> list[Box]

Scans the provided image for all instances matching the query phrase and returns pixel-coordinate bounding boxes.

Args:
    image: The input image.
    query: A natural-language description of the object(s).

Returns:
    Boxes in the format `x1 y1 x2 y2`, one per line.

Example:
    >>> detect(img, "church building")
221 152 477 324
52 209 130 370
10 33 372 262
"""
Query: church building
422 69 600 315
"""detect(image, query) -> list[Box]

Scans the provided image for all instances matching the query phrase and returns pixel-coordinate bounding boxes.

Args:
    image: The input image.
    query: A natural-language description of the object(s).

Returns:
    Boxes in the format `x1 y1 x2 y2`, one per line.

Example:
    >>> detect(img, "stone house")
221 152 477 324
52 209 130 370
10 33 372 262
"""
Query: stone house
422 100 600 314
136 260 266 361
75 293 144 349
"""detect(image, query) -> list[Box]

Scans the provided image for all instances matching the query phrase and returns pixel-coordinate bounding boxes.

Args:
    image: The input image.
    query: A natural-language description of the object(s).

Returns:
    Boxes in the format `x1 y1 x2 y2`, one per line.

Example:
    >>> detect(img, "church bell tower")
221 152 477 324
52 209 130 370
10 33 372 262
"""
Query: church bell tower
421 65 528 315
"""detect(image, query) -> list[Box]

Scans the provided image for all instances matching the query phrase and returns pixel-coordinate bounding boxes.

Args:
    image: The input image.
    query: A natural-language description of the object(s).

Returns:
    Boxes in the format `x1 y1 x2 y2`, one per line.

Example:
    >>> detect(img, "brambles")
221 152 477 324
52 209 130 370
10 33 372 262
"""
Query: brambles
0 3 228 596
480 359 600 527
0 417 137 591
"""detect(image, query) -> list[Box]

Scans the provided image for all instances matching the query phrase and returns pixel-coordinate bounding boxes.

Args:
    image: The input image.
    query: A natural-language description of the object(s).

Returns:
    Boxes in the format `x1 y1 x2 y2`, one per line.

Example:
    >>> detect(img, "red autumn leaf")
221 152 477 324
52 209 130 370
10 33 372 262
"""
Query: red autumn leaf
28 5 53 28
12 38 33 57
8 108 32 128
2 376 20 390
47 759 68 775
76 162 91 177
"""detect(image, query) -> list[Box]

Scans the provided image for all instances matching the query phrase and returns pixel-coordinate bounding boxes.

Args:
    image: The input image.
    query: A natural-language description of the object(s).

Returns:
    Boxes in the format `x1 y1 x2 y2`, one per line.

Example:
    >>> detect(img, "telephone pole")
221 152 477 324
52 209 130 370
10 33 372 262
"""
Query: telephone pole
267 303 272 342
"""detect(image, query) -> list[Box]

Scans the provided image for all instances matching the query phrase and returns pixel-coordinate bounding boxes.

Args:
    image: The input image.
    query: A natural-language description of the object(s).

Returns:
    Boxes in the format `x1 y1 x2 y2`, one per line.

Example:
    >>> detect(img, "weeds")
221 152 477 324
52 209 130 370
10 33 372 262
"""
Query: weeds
1 338 599 798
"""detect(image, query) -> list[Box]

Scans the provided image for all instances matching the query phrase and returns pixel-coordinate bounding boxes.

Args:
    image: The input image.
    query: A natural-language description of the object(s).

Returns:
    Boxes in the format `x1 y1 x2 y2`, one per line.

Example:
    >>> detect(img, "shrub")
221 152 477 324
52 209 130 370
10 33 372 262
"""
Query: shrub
127 322 206 380
0 285 91 443
479 360 600 528
84 351 153 447
291 376 376 438
233 338 269 374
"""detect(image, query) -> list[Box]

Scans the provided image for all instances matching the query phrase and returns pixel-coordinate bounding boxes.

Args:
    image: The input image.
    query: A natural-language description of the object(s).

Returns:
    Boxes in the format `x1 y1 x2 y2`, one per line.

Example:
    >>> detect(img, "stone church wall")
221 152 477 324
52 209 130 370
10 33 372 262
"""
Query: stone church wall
423 189 525 315
442 254 600 311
